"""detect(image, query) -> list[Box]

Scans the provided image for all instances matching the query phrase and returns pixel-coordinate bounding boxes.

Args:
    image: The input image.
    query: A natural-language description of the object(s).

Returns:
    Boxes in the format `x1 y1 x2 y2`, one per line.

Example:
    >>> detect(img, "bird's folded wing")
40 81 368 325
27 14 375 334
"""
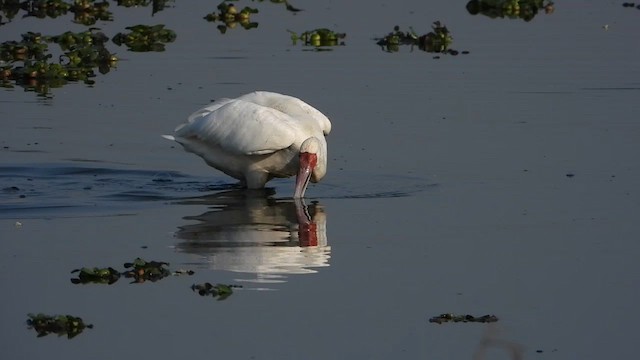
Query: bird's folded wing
237 91 332 136
186 98 234 123
175 100 298 156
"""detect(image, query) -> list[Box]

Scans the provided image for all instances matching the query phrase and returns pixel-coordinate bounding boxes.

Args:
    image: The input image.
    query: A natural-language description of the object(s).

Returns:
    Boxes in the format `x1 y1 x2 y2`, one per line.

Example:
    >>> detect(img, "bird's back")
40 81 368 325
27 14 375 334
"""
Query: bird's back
236 91 332 136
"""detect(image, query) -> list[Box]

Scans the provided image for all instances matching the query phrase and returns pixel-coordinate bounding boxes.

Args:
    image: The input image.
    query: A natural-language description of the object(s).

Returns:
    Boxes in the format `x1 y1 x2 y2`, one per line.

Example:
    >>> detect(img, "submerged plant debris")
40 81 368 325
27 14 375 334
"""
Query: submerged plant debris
204 1 259 33
27 313 93 338
70 257 194 285
112 24 176 52
376 22 465 56
288 28 346 50
191 282 242 301
466 0 555 21
429 313 499 324
0 29 117 96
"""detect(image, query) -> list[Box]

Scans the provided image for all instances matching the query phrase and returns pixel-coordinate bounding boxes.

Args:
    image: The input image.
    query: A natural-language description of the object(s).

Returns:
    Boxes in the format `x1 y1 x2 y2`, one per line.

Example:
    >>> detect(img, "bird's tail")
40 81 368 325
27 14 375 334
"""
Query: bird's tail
161 135 176 141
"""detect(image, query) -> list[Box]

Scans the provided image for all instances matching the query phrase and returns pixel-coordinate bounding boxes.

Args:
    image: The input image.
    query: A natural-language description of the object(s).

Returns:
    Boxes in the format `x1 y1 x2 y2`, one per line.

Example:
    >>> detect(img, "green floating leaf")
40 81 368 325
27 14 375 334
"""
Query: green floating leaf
204 1 260 33
465 0 555 22
375 22 465 55
70 266 120 285
288 28 346 49
122 257 172 283
1 29 118 96
112 24 176 52
191 282 242 301
26 313 93 339
70 258 193 285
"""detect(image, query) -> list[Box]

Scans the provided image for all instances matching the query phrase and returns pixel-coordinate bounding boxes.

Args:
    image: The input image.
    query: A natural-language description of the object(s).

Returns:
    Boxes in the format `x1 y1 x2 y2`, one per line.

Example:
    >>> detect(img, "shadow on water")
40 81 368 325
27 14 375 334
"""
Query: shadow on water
174 190 329 284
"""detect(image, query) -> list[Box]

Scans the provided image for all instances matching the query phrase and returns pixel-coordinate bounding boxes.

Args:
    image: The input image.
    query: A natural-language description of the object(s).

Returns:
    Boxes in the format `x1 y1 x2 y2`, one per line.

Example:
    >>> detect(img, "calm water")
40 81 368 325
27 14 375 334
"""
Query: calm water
2 1 640 359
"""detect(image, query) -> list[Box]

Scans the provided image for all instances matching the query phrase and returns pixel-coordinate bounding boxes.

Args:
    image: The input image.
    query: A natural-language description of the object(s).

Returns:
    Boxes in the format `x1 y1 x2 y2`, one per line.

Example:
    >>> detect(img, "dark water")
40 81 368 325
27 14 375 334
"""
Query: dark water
0 164 432 217
0 164 196 216
2 1 640 360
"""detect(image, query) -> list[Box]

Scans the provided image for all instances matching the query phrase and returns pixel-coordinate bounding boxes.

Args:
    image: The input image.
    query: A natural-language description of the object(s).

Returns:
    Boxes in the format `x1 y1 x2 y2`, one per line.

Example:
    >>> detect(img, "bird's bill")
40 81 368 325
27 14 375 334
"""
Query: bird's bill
294 152 317 198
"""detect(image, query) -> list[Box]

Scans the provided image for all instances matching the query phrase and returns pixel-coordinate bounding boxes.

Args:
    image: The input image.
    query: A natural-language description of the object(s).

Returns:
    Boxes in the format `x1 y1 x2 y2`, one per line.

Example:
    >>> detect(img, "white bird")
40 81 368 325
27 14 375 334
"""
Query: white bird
163 91 332 198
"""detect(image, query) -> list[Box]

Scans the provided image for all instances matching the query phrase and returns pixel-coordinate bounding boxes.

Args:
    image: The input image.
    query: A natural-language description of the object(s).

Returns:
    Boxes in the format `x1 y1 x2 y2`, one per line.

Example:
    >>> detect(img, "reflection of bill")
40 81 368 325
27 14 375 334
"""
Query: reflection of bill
173 190 329 283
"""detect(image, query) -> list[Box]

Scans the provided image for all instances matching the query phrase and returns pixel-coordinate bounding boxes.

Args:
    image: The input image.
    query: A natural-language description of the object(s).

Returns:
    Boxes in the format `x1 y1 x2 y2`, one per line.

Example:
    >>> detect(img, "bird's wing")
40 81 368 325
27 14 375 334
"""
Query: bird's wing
175 100 298 156
186 98 234 123
238 91 332 136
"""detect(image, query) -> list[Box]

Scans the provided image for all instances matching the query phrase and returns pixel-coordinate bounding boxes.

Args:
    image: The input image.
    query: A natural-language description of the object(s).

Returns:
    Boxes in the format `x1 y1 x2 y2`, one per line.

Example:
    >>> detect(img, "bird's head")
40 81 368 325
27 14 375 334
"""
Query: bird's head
294 137 326 198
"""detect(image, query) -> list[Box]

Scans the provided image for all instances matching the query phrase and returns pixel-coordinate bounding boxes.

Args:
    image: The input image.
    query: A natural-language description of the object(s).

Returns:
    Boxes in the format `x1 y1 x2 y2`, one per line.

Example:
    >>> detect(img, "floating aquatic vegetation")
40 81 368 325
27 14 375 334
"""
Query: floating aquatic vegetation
376 23 465 55
70 267 121 284
287 28 346 50
0 0 113 26
429 313 499 324
7 0 72 22
0 29 117 96
375 25 418 52
122 257 172 283
111 24 176 52
68 0 113 26
0 0 173 26
418 22 454 53
465 0 555 21
114 0 174 15
50 28 110 50
204 1 259 34
191 282 241 301
26 313 93 338
70 258 194 285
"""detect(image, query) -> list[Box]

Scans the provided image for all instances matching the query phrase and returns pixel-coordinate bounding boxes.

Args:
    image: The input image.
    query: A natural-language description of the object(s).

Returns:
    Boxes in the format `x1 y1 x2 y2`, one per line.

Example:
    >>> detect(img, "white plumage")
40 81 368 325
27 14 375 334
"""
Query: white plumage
164 91 331 198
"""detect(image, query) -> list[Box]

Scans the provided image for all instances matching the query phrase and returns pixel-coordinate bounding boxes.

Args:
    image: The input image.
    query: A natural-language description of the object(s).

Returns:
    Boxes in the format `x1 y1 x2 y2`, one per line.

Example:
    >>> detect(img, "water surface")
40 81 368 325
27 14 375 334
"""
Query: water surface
2 1 640 359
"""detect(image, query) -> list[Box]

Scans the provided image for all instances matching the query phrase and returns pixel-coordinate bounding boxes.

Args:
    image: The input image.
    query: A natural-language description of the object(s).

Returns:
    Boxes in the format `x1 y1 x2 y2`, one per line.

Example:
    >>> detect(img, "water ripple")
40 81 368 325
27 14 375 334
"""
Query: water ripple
0 164 435 219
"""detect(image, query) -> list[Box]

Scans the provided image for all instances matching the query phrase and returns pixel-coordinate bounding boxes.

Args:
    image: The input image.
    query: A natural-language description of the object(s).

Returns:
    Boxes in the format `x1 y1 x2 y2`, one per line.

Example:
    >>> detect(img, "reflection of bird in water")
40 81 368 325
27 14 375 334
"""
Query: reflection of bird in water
163 91 332 198
173 190 329 283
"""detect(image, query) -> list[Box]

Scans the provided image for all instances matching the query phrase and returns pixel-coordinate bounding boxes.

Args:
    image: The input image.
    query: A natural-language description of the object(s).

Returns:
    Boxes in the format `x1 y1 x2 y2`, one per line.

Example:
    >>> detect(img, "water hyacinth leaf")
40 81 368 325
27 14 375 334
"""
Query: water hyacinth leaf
465 0 555 22
374 23 466 55
288 28 346 49
191 282 241 300
70 0 113 26
205 1 259 33
70 259 191 285
122 258 172 283
242 7 259 14
0 28 118 96
26 313 93 339
70 266 121 284
112 24 176 52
